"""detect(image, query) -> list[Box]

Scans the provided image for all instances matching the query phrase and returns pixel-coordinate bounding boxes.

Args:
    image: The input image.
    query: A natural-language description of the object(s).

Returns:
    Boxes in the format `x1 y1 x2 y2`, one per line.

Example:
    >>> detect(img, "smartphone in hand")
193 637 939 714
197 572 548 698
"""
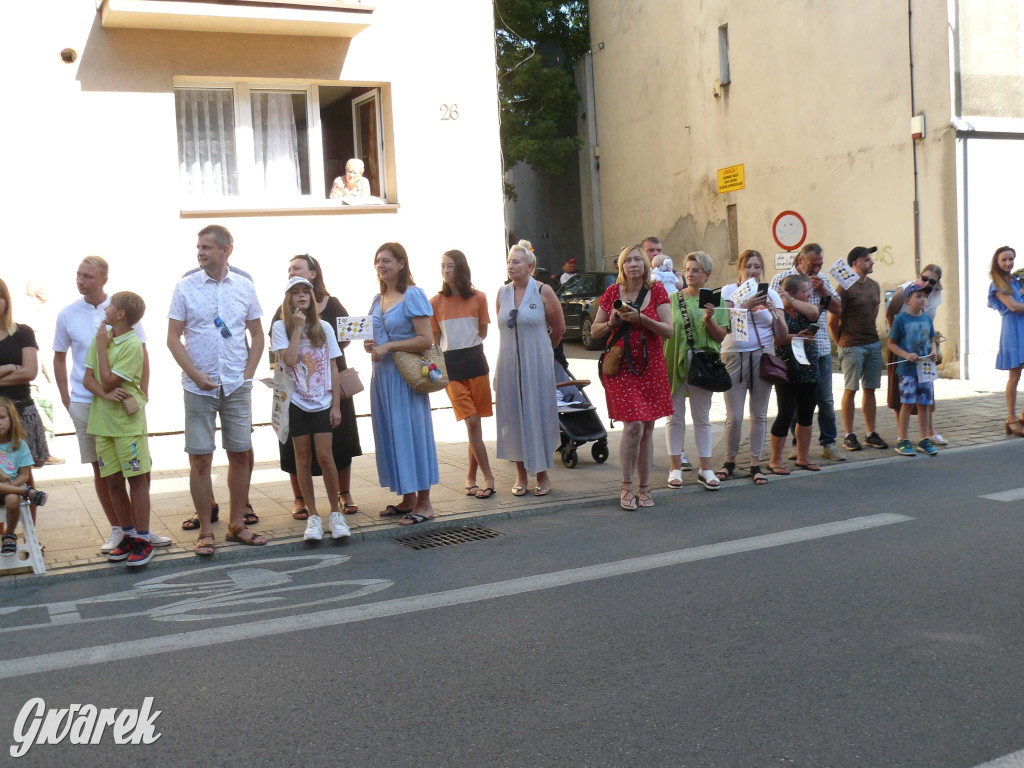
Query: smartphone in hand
757 282 769 295
807 323 820 334
698 288 719 308
820 295 832 311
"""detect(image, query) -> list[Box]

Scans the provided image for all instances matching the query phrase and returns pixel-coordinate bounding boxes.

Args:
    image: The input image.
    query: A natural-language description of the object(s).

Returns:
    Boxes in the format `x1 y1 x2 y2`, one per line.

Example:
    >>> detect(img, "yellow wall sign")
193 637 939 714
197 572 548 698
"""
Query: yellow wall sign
717 164 745 193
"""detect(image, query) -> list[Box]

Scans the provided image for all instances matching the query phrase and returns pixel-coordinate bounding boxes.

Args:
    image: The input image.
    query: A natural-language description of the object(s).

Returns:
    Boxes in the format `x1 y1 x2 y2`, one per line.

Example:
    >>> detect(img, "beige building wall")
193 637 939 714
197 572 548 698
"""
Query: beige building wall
588 0 963 371
2 1 506 433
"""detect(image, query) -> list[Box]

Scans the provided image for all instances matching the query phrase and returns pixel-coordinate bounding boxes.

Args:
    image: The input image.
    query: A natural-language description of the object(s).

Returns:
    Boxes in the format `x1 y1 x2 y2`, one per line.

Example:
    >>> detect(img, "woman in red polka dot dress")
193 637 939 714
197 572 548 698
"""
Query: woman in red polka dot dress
592 245 674 510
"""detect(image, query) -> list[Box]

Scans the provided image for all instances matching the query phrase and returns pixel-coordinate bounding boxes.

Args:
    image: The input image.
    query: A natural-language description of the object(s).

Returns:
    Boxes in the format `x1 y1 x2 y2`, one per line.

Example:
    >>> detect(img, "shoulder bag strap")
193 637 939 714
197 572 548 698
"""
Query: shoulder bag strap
680 293 696 350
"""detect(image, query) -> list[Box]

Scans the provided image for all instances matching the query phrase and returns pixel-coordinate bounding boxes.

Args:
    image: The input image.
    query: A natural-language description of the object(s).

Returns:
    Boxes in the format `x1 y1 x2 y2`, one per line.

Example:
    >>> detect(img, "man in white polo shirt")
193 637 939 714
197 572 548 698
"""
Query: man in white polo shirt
53 256 172 553
168 224 266 556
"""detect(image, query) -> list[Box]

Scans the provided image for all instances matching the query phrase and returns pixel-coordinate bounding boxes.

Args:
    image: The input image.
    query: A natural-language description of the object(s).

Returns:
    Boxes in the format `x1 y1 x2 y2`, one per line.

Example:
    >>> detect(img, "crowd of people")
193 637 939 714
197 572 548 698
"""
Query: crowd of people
0 228 1017 565
590 241 955 510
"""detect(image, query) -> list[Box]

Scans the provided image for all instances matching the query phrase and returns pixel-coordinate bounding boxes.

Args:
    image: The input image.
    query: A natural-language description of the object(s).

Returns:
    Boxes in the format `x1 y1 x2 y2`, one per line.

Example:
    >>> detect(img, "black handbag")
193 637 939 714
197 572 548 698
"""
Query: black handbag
681 294 732 392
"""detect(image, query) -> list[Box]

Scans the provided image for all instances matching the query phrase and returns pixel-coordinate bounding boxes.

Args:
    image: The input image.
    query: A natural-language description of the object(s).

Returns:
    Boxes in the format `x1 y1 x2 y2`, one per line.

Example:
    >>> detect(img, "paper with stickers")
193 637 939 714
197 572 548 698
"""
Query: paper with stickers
729 308 749 343
336 316 373 341
828 259 859 290
916 358 938 382
729 278 760 307
791 338 810 366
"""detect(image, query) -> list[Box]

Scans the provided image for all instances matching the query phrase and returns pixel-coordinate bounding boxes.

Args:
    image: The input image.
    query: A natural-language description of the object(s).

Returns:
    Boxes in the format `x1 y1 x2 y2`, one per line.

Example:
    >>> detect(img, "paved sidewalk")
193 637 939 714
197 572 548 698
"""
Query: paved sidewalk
0 373 1011 585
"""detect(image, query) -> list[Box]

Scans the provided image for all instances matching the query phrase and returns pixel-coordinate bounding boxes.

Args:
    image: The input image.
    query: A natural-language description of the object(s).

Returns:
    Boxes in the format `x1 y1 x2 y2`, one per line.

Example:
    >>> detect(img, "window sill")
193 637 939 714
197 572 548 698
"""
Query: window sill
179 200 399 218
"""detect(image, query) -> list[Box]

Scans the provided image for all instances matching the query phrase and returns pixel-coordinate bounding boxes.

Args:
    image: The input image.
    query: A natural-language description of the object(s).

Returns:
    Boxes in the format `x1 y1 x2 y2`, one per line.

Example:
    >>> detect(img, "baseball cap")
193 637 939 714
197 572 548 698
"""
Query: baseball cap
286 276 314 291
903 281 932 299
847 246 878 266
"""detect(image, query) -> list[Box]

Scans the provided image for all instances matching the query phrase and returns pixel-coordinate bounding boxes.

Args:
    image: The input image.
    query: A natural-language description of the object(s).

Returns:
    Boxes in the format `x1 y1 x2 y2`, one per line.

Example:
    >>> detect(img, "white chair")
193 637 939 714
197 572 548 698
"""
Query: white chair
0 499 46 575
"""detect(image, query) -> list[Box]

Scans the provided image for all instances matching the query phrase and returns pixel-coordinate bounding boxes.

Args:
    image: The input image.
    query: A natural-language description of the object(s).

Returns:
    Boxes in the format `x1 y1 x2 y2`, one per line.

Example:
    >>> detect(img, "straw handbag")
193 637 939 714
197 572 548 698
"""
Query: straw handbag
393 346 449 394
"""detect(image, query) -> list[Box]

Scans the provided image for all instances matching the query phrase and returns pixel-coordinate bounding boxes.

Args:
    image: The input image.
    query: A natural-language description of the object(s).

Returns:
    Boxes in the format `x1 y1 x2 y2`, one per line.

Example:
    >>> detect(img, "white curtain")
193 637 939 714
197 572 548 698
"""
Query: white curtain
252 92 302 196
175 89 238 196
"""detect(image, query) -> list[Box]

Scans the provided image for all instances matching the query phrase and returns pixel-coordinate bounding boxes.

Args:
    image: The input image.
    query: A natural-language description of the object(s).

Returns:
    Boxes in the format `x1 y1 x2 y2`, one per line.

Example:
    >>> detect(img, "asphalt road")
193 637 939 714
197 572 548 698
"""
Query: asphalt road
1 441 1023 767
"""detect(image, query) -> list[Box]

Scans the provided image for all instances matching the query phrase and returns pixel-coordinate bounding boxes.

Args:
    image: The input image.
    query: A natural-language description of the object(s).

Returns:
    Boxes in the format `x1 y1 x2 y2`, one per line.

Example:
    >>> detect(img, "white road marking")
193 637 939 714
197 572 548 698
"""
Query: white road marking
971 749 1024 767
980 488 1024 502
0 514 912 680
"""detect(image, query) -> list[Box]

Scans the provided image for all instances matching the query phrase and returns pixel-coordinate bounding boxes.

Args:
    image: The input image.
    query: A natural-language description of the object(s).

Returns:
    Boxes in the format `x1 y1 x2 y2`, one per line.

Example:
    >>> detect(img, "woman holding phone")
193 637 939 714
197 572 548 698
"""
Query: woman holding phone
718 250 787 486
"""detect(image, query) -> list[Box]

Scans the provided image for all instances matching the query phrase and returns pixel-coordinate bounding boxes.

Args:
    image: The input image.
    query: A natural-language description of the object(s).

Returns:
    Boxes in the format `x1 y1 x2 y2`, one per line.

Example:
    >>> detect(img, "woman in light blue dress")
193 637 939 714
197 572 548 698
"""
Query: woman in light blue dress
988 245 1024 435
365 242 440 524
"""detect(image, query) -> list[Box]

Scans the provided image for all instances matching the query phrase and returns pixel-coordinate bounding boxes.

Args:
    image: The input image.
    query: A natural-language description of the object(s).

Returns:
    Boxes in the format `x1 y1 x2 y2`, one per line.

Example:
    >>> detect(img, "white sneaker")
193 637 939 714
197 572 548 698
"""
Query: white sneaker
303 515 323 541
149 533 173 548
930 433 948 446
679 451 693 471
329 512 351 539
101 527 124 554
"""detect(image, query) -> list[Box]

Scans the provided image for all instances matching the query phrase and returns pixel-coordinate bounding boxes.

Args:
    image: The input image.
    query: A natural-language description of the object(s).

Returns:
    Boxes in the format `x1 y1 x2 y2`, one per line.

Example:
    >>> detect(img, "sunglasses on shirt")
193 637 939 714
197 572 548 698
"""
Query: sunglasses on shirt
506 308 518 329
214 316 232 338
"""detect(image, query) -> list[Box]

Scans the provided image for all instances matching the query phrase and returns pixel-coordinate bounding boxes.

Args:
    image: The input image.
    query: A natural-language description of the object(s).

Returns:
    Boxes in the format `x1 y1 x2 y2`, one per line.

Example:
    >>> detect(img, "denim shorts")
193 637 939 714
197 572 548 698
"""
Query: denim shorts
183 381 253 454
838 341 882 392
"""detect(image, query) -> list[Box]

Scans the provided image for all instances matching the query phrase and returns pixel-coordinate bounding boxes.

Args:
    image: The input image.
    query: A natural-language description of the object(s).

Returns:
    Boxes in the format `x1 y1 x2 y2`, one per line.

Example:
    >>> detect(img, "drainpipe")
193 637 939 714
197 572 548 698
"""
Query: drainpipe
908 0 922 275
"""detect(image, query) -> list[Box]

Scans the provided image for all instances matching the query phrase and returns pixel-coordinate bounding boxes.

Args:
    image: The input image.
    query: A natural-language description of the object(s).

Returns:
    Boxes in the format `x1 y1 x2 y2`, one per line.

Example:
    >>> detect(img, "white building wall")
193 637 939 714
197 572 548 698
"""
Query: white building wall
2 1 507 433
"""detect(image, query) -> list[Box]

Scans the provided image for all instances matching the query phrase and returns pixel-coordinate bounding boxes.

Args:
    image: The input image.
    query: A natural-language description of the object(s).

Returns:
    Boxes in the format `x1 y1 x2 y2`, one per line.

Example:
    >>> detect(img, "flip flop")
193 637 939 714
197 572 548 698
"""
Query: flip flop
243 504 259 525
769 465 791 475
398 513 434 526
292 498 309 521
465 485 480 496
225 528 267 546
511 485 527 497
475 488 496 499
795 462 821 471
380 504 414 517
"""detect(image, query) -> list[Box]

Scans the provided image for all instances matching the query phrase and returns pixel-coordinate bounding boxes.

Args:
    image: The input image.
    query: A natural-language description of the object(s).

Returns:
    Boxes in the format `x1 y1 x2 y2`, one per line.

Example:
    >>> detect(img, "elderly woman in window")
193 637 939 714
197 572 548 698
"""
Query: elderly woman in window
330 158 371 200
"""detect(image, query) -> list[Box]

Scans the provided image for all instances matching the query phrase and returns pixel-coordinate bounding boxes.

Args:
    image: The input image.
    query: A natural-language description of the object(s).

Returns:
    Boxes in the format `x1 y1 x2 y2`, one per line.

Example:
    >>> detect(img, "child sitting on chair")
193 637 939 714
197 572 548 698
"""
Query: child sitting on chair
0 396 47 556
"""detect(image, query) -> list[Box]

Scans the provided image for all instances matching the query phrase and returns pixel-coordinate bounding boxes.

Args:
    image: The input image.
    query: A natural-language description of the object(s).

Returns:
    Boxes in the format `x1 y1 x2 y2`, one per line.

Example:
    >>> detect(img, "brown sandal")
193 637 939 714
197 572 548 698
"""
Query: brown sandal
225 528 267 546
292 497 309 521
195 534 215 557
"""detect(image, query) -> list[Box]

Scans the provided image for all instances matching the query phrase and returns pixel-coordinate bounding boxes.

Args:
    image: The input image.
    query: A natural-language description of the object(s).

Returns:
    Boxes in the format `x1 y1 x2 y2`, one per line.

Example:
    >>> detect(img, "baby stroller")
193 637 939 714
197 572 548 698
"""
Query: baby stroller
554 359 609 468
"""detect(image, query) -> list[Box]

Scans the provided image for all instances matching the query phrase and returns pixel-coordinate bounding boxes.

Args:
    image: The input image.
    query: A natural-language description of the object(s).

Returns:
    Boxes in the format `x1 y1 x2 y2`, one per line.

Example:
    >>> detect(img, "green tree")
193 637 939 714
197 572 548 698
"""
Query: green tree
494 0 590 199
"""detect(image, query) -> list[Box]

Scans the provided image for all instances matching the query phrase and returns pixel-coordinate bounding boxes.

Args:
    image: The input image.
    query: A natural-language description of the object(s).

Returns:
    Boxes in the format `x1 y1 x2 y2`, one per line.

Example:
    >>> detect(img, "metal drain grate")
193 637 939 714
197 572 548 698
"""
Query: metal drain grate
396 525 503 550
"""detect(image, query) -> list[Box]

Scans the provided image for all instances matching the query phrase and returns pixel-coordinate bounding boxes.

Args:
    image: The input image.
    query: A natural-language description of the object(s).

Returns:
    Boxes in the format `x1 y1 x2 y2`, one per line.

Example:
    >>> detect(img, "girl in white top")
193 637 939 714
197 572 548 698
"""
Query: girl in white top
271 276 348 541
717 250 788 486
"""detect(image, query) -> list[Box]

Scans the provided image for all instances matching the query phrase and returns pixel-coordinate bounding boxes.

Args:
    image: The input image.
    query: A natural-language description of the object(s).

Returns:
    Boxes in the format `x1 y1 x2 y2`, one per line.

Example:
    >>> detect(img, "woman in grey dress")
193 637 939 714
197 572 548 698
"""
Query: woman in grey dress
495 240 565 496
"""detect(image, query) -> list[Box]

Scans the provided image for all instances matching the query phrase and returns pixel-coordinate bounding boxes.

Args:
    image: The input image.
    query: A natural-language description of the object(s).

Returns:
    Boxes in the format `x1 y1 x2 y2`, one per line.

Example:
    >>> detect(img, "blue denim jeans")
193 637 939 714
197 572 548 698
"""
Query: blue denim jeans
814 353 837 445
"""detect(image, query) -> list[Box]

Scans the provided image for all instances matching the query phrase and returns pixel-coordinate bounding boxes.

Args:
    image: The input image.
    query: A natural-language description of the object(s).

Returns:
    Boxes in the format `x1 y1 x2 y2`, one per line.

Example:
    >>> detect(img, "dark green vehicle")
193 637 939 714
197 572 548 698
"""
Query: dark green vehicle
558 271 617 350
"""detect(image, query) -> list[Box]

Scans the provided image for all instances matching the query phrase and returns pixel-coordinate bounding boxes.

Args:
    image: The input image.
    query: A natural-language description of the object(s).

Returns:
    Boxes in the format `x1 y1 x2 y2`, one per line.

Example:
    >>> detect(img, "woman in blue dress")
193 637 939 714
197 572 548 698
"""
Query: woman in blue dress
364 242 440 524
988 245 1024 436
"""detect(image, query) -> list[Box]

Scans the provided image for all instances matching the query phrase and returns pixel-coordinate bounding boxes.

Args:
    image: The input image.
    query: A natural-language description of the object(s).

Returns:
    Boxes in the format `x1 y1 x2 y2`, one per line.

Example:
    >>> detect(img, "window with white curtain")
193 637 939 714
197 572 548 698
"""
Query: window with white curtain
175 88 239 197
173 82 386 203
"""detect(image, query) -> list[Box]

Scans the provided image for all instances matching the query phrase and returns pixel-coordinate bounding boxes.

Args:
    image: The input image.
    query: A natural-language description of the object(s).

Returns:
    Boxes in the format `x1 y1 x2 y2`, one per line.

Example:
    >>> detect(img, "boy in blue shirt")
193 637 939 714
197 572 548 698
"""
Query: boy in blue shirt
887 282 939 456
83 292 154 567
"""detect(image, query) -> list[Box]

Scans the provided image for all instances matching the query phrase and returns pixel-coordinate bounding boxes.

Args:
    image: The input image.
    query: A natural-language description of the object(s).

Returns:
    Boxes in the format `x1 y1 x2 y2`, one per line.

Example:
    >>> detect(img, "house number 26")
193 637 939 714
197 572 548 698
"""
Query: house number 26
440 104 459 120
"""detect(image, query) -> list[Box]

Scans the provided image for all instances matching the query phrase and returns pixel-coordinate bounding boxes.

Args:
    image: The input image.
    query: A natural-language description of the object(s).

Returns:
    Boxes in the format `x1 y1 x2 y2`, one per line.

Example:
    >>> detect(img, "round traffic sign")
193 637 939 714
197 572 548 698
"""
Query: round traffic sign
772 210 807 251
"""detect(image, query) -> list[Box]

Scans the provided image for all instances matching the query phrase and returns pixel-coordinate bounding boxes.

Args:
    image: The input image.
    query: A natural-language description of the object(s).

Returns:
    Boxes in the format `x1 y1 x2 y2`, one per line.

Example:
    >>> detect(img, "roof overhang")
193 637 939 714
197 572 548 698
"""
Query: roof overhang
98 0 374 38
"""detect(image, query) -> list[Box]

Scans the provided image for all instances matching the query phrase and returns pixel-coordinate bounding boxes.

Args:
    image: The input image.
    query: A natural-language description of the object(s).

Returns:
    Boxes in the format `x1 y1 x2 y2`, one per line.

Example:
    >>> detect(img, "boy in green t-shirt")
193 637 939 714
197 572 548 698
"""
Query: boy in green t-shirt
83 292 154 568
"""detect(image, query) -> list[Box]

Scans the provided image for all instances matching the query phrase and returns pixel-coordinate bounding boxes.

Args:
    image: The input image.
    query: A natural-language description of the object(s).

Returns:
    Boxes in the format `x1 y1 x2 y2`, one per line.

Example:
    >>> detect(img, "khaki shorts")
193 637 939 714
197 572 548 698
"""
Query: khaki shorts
69 400 98 464
96 434 152 478
446 375 493 421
